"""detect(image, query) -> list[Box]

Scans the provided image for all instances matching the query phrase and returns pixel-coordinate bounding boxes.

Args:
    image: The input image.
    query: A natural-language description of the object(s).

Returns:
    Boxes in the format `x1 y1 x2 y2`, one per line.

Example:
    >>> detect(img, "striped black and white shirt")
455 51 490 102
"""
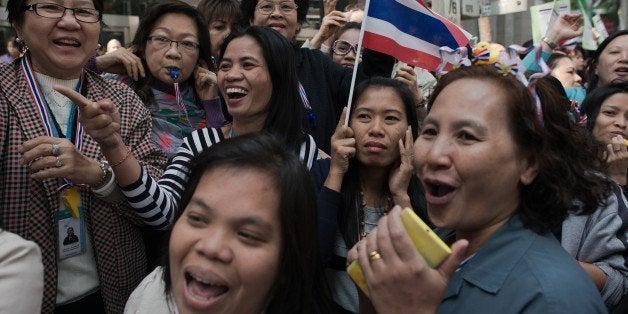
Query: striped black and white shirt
120 127 318 230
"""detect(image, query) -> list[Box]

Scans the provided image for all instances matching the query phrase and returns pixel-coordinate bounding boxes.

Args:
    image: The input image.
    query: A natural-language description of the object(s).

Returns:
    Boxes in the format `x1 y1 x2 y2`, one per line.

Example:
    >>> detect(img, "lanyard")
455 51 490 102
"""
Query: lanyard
21 55 86 190
21 55 84 147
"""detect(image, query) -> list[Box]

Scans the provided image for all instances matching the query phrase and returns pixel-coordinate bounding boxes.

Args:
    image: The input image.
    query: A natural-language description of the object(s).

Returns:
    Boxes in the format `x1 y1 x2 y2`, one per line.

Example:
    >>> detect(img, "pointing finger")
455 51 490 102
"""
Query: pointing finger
53 85 91 109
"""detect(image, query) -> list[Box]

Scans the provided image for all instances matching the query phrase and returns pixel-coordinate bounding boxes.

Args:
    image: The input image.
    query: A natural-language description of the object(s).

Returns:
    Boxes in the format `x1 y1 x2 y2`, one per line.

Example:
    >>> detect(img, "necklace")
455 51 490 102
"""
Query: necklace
357 190 392 240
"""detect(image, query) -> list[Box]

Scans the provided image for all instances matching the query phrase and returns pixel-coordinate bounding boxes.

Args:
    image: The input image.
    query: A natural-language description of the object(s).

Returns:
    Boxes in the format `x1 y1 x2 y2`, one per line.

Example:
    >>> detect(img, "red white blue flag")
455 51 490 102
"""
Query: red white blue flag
362 0 473 71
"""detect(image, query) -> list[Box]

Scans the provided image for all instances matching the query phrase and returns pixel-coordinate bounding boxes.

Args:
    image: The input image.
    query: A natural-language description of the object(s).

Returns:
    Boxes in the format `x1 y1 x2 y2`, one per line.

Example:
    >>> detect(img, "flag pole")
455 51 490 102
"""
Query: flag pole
344 0 372 126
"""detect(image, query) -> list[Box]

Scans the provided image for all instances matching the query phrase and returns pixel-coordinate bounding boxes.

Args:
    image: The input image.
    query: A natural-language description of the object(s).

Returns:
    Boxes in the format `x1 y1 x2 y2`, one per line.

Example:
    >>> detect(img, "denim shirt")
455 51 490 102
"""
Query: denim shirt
439 215 606 314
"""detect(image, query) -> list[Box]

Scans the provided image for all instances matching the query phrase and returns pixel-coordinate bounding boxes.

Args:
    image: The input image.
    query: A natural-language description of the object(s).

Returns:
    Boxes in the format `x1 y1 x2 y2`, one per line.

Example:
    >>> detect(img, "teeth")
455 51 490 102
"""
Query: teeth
226 88 248 95
56 39 79 45
191 274 213 285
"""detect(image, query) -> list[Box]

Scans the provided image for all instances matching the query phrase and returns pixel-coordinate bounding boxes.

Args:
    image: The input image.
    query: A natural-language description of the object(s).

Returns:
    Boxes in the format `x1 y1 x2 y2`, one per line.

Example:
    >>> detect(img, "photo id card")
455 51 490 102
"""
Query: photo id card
56 188 86 260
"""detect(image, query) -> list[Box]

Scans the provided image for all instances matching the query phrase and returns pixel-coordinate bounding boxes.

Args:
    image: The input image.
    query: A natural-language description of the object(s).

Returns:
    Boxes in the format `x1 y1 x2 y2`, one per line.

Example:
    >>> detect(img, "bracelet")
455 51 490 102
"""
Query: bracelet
110 146 132 168
541 36 557 50
92 160 111 189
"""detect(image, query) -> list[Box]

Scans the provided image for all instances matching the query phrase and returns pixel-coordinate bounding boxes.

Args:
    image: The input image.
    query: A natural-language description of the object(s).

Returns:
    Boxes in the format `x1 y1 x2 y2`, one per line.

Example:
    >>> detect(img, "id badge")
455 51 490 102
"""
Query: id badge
56 187 86 260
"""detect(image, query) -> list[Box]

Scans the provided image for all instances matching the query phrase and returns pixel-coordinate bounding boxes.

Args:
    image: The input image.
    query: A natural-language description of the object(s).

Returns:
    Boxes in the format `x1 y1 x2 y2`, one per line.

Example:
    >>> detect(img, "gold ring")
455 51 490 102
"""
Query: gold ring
368 250 382 261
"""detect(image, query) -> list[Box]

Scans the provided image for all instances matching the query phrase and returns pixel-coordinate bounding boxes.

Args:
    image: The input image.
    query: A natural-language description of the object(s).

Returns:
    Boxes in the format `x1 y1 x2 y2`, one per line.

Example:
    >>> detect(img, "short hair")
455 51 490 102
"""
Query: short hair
338 77 426 249
429 66 609 233
585 30 628 93
164 132 334 312
581 81 628 134
240 0 310 25
7 0 104 27
197 0 242 27
130 0 213 106
219 26 306 149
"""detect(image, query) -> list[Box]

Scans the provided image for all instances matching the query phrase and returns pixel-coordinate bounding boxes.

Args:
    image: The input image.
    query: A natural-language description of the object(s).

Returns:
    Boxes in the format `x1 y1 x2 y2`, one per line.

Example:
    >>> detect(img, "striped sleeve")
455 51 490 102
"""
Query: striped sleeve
120 128 224 230
299 134 318 170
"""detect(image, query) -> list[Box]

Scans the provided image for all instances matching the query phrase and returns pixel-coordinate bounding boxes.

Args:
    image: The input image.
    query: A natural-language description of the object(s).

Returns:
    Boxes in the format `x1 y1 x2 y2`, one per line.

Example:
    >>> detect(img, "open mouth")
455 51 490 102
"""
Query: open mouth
425 182 455 197
185 272 229 301
53 38 80 47
268 23 285 29
614 67 628 76
226 87 248 99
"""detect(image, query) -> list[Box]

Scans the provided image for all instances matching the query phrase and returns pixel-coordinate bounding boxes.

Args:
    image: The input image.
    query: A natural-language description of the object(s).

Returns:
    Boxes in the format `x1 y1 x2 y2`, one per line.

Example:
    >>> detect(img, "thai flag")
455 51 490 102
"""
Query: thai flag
362 0 472 71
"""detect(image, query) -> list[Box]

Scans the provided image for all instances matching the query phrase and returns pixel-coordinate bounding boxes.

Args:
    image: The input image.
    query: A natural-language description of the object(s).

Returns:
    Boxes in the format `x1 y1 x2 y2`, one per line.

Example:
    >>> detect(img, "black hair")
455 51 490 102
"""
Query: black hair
339 77 427 249
218 26 306 149
130 0 213 107
240 0 310 26
429 66 609 234
163 132 335 313
585 30 628 93
581 81 628 134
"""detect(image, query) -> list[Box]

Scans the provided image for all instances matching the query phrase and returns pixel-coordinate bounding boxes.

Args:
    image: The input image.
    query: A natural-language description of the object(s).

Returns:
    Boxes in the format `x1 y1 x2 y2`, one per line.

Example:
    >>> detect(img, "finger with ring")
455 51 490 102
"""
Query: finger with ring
55 156 63 168
369 250 382 261
51 143 60 156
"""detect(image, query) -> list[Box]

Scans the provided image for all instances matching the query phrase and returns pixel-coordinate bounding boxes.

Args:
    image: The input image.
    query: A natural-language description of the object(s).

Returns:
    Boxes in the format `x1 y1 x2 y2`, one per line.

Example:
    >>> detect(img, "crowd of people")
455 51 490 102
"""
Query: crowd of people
0 0 627 313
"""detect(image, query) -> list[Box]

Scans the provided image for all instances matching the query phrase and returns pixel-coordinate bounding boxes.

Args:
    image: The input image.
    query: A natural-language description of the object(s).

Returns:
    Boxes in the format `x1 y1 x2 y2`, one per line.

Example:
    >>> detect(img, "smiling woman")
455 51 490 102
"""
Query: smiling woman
347 65 611 313
0 0 167 312
124 132 335 313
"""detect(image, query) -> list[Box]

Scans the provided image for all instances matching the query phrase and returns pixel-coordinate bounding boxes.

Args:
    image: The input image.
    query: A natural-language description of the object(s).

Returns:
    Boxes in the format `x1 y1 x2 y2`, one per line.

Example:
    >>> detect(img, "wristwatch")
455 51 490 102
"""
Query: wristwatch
92 160 112 190
542 36 557 50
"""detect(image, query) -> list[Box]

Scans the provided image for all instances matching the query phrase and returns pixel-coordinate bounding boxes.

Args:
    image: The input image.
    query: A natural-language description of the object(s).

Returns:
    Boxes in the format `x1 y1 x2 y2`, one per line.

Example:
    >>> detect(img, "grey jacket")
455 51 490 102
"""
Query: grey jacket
562 184 628 308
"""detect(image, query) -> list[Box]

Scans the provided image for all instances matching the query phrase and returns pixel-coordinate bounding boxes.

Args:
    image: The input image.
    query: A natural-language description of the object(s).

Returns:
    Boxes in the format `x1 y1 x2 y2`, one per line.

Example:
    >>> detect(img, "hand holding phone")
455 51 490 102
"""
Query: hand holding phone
347 207 451 296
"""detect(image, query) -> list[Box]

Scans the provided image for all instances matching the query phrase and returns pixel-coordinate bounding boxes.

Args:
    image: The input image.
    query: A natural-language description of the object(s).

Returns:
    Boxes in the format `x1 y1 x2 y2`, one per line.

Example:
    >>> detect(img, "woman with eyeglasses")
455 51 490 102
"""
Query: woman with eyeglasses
240 0 394 153
104 0 222 159
328 21 360 69
0 0 167 312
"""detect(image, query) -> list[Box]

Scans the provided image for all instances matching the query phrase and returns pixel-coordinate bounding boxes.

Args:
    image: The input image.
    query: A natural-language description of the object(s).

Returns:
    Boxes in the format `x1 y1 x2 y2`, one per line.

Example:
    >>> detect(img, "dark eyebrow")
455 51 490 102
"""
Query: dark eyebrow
189 198 274 232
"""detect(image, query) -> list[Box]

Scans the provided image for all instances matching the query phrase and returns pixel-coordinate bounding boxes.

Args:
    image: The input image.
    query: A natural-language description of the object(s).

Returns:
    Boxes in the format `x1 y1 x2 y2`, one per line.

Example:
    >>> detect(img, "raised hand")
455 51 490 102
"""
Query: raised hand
394 65 422 105
54 85 141 187
53 85 122 150
388 126 414 208
95 46 145 81
349 206 469 314
194 61 218 101
606 135 628 186
544 13 583 49
323 0 338 16
325 107 356 191
310 11 348 49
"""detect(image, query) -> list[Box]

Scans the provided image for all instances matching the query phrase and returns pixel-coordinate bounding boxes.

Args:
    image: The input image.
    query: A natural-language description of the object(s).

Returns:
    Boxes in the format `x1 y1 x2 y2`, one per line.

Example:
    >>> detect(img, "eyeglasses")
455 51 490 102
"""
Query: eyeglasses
256 1 298 15
332 40 359 56
147 36 200 53
25 3 101 23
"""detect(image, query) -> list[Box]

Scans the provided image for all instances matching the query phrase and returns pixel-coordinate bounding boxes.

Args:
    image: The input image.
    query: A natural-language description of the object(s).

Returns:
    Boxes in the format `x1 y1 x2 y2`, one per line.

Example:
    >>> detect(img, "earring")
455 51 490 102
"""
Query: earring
15 37 28 53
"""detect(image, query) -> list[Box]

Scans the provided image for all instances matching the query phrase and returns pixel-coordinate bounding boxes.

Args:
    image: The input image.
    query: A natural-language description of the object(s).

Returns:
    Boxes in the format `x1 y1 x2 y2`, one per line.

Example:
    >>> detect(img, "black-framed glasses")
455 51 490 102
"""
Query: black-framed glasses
332 40 359 56
256 1 298 15
25 3 101 23
147 36 200 53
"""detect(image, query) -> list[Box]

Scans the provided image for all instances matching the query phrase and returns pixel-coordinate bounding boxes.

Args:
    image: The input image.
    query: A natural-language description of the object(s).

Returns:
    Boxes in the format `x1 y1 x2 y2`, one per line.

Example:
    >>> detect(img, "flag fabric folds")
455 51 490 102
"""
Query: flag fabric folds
362 0 472 71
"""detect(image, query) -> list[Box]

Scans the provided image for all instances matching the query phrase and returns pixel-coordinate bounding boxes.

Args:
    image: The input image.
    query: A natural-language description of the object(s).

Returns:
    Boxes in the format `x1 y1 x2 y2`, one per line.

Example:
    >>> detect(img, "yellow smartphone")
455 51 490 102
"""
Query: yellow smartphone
346 207 451 296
